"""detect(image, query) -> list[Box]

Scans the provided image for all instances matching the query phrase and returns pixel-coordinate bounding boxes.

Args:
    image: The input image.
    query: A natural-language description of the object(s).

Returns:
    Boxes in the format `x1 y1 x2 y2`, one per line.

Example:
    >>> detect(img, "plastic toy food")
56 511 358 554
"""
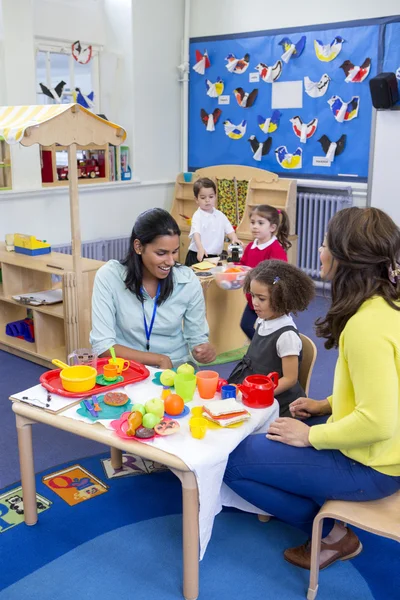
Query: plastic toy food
164 393 184 416
142 412 161 429
159 369 176 387
131 403 146 416
210 265 251 291
104 392 130 406
134 426 155 439
145 398 165 418
126 410 143 436
177 363 195 375
154 419 180 436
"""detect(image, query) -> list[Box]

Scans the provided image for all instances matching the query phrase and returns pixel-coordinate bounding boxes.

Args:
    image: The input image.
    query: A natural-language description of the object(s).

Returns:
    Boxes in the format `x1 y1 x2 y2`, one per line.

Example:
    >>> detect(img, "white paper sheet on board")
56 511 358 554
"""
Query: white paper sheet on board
272 81 303 109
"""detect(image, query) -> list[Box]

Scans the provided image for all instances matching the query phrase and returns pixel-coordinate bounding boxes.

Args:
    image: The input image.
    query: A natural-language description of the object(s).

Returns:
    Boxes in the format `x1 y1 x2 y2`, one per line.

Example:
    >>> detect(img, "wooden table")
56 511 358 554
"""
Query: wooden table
11 400 200 600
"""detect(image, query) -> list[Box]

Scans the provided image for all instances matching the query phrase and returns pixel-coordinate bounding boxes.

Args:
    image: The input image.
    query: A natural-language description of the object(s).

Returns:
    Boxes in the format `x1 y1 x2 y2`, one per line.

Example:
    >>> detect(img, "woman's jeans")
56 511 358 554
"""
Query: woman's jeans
224 417 400 537
240 304 257 340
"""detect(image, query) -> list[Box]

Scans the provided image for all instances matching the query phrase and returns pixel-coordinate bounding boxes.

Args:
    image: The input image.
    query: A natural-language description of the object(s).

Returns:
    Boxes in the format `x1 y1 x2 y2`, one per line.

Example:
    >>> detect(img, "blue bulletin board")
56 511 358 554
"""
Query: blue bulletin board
188 16 400 181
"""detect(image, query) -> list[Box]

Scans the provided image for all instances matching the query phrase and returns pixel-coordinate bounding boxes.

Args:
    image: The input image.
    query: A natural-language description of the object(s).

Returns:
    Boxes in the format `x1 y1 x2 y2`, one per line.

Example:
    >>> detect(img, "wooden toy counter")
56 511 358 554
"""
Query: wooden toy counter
172 165 298 355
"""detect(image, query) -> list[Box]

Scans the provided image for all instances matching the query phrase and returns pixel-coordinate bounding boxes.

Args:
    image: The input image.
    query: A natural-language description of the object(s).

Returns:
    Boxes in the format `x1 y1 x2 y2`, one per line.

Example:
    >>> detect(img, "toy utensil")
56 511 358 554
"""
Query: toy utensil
92 395 101 412
110 347 117 364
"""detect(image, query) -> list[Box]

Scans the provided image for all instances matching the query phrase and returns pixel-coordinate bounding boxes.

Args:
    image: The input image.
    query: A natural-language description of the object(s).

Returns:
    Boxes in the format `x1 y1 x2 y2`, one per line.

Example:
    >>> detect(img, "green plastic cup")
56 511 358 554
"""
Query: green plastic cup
174 373 197 402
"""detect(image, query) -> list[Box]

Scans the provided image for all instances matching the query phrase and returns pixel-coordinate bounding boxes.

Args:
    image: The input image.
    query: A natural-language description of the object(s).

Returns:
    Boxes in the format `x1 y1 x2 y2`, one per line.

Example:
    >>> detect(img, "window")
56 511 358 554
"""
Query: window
35 40 101 113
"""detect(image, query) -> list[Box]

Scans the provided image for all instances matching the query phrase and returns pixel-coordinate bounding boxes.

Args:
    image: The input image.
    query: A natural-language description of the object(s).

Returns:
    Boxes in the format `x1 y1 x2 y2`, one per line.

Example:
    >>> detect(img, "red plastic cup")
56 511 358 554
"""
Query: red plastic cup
196 370 219 400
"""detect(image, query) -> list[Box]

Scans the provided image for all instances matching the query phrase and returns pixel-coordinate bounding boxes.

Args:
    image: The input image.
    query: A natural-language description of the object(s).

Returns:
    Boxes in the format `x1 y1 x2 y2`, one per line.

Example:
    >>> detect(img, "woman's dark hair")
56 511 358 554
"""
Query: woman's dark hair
244 259 315 315
250 205 292 251
316 207 400 349
121 208 181 305
193 177 216 198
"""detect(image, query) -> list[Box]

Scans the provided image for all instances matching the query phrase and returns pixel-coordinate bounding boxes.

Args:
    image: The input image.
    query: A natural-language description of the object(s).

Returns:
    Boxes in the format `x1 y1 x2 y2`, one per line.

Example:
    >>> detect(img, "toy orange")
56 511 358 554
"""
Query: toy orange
127 410 143 436
164 393 184 416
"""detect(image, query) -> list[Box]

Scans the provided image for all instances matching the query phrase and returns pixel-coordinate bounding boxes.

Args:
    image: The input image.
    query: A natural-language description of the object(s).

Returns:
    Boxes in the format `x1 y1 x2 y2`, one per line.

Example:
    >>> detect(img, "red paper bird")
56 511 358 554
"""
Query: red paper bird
225 53 250 74
290 116 318 143
72 40 92 64
193 50 211 75
200 108 221 131
340 58 371 83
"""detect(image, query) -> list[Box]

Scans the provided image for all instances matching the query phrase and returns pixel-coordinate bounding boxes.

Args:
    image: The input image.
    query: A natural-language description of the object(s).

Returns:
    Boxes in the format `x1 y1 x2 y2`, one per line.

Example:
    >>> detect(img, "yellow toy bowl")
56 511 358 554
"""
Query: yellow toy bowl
51 359 97 392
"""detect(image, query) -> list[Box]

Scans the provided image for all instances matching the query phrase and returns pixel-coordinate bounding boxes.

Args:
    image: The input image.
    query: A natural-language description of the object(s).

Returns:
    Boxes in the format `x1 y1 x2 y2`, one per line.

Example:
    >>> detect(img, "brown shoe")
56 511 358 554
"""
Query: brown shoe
284 527 363 570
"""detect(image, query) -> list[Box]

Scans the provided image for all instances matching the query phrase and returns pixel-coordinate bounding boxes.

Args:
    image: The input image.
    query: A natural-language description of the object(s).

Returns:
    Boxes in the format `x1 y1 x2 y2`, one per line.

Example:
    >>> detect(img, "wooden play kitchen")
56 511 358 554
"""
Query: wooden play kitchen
0 104 126 366
171 165 297 355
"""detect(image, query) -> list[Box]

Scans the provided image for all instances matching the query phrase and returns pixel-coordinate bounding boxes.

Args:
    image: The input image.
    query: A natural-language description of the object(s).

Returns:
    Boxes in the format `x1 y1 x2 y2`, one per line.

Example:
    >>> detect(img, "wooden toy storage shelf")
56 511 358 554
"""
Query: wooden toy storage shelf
0 243 104 367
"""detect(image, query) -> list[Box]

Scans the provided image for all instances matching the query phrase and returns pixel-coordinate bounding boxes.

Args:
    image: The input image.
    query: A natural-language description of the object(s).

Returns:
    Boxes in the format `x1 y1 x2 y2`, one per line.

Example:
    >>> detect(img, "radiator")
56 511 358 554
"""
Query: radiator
52 236 130 262
296 187 353 280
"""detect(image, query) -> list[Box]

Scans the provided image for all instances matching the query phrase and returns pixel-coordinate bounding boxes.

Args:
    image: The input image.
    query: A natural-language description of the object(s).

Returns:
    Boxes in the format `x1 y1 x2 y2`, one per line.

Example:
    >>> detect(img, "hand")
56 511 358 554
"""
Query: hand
157 355 173 369
192 342 216 364
197 249 207 262
289 397 331 420
266 417 311 447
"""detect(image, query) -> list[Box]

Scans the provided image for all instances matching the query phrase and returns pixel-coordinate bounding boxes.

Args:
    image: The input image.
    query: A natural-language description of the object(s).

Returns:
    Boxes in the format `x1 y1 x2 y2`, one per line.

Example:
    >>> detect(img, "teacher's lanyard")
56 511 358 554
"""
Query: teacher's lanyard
141 283 161 351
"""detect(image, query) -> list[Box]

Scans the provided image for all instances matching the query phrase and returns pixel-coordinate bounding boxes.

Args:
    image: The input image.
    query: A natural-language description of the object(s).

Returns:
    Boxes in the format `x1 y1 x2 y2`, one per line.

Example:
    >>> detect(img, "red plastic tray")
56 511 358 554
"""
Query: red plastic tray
39 358 150 398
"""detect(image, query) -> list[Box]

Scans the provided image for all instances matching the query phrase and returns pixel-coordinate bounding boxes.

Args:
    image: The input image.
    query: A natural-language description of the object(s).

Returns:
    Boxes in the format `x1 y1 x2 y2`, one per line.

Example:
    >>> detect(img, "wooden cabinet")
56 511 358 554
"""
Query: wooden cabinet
0 136 12 190
0 243 104 367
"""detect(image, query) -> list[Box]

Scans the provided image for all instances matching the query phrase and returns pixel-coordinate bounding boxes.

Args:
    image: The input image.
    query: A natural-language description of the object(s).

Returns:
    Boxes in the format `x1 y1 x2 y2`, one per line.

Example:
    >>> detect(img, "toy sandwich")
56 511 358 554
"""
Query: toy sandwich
202 398 250 427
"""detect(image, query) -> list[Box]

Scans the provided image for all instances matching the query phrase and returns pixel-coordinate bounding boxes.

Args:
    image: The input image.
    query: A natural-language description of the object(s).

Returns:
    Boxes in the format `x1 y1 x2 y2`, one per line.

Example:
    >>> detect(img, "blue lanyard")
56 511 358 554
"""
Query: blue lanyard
141 283 161 351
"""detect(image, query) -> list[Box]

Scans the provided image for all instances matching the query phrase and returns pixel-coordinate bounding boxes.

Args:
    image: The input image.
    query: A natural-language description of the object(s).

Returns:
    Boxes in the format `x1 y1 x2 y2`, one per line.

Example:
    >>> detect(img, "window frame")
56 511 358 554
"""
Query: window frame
35 38 102 113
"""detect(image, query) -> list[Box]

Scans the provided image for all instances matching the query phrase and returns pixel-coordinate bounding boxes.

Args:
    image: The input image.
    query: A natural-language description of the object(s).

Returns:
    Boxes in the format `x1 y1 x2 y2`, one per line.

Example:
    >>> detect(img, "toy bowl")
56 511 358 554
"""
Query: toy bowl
210 265 251 290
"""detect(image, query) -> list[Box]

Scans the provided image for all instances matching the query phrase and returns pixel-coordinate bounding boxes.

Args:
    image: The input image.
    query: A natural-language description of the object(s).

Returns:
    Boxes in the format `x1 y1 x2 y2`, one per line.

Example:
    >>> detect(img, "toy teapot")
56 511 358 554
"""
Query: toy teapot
238 372 279 408
227 242 244 262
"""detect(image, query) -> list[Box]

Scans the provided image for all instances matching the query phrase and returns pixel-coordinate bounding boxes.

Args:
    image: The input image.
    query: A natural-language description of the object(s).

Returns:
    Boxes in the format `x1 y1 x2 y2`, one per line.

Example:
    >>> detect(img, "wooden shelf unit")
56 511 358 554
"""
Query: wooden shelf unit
0 243 104 367
41 143 110 187
0 136 12 190
171 165 298 265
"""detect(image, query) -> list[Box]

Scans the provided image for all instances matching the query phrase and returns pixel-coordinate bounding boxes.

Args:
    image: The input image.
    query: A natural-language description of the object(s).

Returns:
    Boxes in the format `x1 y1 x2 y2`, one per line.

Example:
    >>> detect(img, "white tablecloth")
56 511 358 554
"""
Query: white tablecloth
62 367 279 559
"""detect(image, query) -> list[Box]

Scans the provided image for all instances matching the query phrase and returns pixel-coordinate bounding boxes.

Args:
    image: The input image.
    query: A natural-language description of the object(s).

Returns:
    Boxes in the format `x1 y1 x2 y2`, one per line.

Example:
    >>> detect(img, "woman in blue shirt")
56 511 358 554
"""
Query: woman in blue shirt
90 208 216 368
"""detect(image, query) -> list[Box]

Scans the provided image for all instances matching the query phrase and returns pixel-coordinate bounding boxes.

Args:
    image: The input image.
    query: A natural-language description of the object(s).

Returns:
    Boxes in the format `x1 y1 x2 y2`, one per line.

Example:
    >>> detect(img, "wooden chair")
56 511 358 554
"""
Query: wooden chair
299 334 317 397
307 491 400 600
258 334 318 524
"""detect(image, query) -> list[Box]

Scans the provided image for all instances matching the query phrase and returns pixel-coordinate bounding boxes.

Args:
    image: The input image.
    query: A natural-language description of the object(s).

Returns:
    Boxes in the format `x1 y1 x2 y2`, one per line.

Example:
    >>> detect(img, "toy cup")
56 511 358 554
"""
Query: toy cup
190 406 203 418
174 373 197 402
221 384 237 399
108 357 129 375
190 417 207 439
183 172 193 182
68 348 98 370
103 364 119 382
196 370 219 400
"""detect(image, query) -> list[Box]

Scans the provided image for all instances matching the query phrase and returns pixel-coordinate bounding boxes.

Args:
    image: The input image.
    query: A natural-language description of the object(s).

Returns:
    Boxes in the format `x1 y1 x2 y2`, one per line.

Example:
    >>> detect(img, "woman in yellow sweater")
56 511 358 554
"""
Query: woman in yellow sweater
224 207 400 570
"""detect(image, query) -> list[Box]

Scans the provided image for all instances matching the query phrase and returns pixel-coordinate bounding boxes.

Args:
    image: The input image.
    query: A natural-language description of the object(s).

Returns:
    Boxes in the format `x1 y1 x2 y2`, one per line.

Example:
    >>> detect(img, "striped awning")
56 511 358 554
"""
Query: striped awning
0 104 126 145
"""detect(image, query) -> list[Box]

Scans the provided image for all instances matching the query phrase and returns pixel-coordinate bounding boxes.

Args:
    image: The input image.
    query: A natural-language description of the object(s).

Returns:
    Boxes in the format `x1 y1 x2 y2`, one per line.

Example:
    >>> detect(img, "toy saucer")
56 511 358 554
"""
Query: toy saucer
110 412 157 442
164 405 190 419
77 395 133 422
96 374 124 386
205 419 244 429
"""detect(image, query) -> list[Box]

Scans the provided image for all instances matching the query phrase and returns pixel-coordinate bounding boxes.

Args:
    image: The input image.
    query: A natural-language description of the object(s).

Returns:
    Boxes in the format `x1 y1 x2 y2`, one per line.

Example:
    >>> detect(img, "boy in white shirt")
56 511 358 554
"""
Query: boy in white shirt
185 177 241 266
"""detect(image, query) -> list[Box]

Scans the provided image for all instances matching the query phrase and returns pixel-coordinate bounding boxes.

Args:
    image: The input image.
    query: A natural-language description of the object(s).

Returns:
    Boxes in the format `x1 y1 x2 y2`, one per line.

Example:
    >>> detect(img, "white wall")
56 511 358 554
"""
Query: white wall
190 0 400 36
0 0 183 244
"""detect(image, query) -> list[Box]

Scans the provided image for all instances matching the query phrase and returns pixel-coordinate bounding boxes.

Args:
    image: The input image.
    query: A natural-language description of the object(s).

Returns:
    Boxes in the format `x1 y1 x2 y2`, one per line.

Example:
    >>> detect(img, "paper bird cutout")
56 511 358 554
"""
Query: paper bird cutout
304 74 330 98
278 36 306 63
72 40 92 64
396 67 400 80
233 87 258 108
255 61 282 83
327 95 359 123
318 134 346 162
193 50 210 75
257 110 282 134
224 119 247 139
225 53 250 74
39 80 66 103
340 58 371 83
200 108 221 131
275 146 302 169
206 77 224 97
290 116 318 143
248 136 272 161
314 36 345 62
75 88 94 109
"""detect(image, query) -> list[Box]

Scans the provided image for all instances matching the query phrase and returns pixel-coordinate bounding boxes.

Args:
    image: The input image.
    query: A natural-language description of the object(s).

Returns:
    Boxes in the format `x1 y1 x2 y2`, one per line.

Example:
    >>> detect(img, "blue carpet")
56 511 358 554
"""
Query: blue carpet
0 454 385 600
